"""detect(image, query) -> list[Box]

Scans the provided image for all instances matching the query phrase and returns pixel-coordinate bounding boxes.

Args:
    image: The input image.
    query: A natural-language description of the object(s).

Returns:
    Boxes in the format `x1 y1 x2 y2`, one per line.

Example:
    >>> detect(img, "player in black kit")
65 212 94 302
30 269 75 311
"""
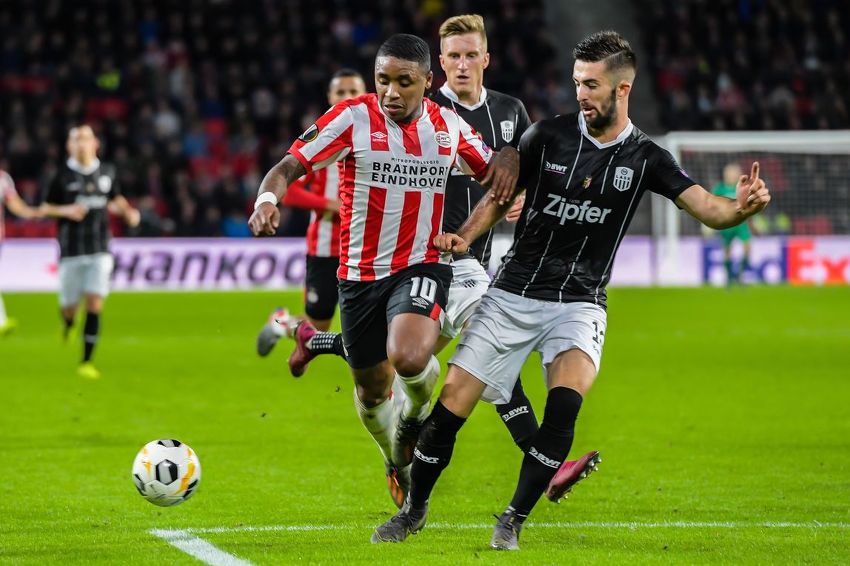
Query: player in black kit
373 30 771 549
41 125 140 379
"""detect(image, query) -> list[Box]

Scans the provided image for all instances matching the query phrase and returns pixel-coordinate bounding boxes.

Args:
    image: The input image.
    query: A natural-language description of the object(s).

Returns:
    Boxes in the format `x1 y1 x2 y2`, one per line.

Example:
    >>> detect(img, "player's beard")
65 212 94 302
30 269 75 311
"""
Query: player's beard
585 88 618 131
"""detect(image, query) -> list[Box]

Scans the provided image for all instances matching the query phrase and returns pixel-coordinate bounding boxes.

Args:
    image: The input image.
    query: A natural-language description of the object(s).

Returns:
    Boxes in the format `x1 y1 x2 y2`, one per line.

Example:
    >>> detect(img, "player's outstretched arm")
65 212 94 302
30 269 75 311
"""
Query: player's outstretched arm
249 154 306 237
40 202 89 222
676 161 770 230
5 193 42 219
479 146 519 205
434 187 521 254
108 195 141 227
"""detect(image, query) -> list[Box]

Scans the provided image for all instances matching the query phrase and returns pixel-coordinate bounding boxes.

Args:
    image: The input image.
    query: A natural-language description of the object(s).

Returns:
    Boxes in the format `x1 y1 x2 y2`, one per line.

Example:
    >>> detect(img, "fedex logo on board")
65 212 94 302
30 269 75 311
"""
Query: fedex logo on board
702 237 850 285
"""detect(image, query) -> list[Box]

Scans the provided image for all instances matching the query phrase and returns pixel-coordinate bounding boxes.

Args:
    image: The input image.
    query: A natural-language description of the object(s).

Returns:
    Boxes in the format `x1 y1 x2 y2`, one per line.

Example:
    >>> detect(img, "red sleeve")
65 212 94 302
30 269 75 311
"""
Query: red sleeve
282 175 332 211
288 100 355 174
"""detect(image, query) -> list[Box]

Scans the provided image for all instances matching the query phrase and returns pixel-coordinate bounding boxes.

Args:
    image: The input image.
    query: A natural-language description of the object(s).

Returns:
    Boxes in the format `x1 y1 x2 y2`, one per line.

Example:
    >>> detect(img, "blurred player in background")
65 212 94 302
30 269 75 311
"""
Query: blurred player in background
712 162 753 284
373 30 770 549
41 125 140 379
0 169 43 336
255 69 366 355
250 33 518 509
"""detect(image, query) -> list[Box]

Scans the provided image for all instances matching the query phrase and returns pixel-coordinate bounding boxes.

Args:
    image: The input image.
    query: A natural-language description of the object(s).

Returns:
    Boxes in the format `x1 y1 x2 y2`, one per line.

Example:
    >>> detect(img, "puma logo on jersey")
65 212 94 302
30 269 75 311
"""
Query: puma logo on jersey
544 161 568 174
543 194 612 225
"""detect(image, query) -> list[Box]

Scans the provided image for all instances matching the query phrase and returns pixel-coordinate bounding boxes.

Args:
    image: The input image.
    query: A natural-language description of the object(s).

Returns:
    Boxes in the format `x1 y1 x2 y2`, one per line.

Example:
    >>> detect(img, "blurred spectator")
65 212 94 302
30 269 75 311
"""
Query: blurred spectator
0 0 558 237
641 0 850 131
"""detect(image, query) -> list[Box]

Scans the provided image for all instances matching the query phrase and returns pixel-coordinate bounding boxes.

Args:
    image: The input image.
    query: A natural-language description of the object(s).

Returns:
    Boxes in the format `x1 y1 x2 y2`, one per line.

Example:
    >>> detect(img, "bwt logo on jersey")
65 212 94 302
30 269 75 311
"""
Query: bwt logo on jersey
544 161 568 174
370 161 450 189
543 194 612 225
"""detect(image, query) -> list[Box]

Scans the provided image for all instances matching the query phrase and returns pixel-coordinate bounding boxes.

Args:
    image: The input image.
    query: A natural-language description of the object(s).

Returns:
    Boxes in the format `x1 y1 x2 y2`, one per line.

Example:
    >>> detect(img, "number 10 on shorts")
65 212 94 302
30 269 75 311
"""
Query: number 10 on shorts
410 276 437 303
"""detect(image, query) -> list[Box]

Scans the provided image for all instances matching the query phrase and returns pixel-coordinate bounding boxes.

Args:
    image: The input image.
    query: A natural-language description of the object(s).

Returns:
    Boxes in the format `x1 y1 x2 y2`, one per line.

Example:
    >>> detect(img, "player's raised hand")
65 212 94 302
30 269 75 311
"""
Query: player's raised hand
505 194 525 223
481 147 519 205
249 202 280 236
736 161 770 216
433 232 469 254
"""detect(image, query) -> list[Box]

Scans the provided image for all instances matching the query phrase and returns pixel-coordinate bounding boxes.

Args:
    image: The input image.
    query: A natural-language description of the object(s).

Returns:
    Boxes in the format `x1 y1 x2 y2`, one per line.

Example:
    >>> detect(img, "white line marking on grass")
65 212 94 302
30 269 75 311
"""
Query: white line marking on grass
150 529 255 566
150 521 850 565
184 521 850 534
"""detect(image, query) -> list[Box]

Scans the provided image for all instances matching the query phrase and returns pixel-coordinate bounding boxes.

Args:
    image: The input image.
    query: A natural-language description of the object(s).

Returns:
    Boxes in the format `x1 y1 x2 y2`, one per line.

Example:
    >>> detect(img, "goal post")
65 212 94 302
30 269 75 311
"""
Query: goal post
653 130 850 285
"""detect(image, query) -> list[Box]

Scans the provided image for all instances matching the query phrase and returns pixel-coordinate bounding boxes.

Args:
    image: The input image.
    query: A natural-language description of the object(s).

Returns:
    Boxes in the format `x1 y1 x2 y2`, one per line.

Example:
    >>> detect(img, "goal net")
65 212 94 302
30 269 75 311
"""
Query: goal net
652 131 850 285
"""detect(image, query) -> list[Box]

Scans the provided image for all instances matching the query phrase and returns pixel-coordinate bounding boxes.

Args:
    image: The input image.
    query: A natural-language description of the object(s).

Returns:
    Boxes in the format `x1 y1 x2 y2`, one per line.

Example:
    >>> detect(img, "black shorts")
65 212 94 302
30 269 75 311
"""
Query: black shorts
304 255 340 321
339 262 452 369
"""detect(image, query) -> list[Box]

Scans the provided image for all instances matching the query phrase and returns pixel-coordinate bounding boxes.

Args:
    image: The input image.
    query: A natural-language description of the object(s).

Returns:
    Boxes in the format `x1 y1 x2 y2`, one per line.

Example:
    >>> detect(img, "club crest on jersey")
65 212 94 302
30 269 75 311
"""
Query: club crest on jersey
434 131 452 148
500 120 514 143
582 176 592 189
613 167 634 191
298 124 319 142
97 175 112 193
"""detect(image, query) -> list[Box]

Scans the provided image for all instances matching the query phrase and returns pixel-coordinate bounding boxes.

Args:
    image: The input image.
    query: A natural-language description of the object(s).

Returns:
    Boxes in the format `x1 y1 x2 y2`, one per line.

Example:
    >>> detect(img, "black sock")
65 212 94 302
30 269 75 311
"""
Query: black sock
408 401 466 509
83 312 100 362
496 378 539 453
509 386 582 516
306 331 345 357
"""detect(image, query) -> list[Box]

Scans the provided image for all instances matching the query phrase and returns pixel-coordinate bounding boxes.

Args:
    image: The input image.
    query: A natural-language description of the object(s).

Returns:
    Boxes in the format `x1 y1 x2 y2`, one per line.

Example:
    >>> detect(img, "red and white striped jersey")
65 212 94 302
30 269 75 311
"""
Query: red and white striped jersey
0 170 18 242
288 94 492 281
281 166 341 258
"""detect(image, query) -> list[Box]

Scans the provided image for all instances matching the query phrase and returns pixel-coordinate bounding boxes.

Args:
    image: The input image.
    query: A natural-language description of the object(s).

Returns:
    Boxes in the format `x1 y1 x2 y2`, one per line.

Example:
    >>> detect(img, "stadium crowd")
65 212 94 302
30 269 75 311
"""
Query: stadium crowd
641 0 850 131
0 0 557 237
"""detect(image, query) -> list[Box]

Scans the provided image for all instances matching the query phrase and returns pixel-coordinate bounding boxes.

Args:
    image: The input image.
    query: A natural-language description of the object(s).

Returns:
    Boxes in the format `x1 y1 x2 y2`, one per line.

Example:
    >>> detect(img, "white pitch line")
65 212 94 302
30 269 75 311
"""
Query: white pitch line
150 529 254 566
164 521 850 535
150 521 850 565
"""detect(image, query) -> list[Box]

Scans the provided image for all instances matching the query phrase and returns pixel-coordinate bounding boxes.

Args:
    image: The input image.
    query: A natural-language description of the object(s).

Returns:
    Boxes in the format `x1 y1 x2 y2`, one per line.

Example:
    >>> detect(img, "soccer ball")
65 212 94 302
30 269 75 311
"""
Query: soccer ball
132 439 201 507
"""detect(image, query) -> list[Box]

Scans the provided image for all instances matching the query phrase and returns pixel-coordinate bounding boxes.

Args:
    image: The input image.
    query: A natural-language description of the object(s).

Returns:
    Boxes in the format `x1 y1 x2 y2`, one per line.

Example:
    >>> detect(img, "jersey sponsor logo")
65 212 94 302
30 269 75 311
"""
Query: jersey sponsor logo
529 446 561 469
544 161 568 175
500 405 529 422
298 124 319 142
434 131 452 148
369 160 450 190
542 194 612 225
500 120 514 143
613 166 634 191
370 131 388 141
75 194 108 209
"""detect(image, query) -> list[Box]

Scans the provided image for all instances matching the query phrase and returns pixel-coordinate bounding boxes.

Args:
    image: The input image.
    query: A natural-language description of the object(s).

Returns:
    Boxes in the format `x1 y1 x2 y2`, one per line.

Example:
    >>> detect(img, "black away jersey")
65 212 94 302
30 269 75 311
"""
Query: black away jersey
44 159 120 258
430 85 532 266
493 112 696 307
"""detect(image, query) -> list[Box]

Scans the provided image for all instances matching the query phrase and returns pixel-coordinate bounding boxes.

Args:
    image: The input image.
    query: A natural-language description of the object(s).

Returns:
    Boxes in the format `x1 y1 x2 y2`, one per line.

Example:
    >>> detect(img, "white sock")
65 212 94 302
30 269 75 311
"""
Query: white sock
397 355 440 422
353 389 395 464
0 294 7 326
269 318 287 337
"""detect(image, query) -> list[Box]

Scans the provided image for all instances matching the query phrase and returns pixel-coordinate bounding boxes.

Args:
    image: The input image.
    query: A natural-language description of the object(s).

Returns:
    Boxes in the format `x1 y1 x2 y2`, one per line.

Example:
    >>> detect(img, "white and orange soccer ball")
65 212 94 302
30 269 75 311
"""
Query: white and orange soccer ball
132 439 201 506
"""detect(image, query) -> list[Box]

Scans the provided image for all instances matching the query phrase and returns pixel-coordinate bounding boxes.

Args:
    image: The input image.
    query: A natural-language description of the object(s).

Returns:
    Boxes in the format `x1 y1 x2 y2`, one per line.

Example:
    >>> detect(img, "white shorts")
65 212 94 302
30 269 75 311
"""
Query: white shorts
441 258 491 339
449 287 607 405
58 253 114 307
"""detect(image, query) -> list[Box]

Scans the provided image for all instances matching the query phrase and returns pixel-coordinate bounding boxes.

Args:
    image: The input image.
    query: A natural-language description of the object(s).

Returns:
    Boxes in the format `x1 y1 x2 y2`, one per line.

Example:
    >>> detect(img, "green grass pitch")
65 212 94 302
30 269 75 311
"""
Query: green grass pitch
1 286 848 564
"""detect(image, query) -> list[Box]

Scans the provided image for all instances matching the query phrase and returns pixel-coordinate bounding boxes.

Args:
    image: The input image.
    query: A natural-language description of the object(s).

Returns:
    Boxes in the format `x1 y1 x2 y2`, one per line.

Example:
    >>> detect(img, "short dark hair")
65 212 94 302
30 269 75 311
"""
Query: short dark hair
376 34 431 72
331 68 363 80
573 30 636 75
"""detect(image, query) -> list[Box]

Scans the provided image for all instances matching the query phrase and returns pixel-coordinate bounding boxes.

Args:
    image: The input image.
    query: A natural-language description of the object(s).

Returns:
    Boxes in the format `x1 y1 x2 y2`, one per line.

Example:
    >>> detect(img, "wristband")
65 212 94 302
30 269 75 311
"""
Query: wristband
254 192 279 210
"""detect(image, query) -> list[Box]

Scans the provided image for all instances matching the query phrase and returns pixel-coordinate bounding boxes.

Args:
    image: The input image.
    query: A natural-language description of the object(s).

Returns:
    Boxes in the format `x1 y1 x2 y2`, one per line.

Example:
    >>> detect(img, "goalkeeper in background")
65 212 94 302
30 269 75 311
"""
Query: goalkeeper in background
712 162 753 284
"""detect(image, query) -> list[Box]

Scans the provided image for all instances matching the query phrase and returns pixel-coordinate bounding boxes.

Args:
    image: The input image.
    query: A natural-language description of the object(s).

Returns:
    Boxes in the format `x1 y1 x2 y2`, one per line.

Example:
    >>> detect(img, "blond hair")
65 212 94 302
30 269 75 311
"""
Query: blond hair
439 14 487 51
